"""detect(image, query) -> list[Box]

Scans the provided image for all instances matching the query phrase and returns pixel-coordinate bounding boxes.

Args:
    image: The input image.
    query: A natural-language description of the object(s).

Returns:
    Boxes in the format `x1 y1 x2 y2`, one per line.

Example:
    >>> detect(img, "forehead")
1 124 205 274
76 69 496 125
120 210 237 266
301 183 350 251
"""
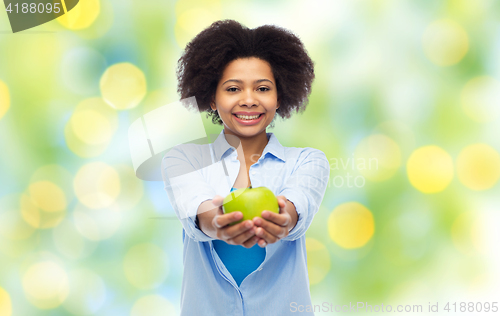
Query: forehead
220 57 274 81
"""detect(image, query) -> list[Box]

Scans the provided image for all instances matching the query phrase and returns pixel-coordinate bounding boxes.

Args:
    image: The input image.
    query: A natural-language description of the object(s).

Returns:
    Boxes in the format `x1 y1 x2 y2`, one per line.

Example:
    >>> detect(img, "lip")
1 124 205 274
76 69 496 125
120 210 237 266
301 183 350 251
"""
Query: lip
233 113 264 126
233 112 263 115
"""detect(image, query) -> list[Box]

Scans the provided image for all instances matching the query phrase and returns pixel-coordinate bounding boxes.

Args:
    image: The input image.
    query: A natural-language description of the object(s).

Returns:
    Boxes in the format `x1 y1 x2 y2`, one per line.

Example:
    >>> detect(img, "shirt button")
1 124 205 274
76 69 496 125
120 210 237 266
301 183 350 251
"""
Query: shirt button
251 171 256 175
258 268 262 271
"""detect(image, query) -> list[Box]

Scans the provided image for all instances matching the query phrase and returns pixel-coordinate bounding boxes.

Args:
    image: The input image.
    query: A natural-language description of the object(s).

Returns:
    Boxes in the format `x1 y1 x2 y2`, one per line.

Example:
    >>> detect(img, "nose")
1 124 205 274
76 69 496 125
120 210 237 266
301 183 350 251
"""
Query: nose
239 89 258 107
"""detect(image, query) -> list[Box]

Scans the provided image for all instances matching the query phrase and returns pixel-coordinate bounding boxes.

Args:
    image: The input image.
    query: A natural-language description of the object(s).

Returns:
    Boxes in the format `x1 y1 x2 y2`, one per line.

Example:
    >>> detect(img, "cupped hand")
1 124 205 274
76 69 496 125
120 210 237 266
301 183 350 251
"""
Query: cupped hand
211 195 260 248
251 195 293 247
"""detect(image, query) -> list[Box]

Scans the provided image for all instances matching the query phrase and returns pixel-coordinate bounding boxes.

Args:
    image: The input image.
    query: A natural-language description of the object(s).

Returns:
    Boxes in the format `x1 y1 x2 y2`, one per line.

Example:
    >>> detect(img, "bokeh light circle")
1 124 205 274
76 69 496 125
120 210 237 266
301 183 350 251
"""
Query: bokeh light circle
52 219 97 260
131 295 176 316
407 146 454 193
174 0 221 49
28 181 66 213
57 0 100 30
0 194 36 240
21 193 66 229
328 202 375 249
64 122 108 158
22 261 69 309
422 19 469 66
0 80 10 120
73 203 122 241
71 110 114 145
354 134 401 181
457 144 500 190
19 165 73 229
29 165 74 201
123 243 169 290
306 238 331 285
114 164 144 211
0 287 12 316
65 97 118 157
451 211 486 256
373 120 416 156
74 162 121 209
460 76 500 123
100 63 147 110
63 269 107 316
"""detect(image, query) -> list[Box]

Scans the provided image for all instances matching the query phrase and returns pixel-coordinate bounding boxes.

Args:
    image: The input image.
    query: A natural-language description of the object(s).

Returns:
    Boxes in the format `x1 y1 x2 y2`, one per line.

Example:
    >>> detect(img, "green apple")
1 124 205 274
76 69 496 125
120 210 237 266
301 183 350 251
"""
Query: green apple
222 186 279 225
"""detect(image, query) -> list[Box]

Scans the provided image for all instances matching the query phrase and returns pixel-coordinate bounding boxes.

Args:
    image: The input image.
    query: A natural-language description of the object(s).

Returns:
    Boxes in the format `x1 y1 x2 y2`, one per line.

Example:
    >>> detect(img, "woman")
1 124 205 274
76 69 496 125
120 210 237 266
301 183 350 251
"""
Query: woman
162 19 330 316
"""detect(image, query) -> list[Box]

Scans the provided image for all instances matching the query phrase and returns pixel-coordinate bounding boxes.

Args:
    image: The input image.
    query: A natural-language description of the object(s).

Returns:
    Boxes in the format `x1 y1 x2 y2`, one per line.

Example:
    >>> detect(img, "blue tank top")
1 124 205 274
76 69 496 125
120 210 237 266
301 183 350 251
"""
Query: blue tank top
212 187 266 287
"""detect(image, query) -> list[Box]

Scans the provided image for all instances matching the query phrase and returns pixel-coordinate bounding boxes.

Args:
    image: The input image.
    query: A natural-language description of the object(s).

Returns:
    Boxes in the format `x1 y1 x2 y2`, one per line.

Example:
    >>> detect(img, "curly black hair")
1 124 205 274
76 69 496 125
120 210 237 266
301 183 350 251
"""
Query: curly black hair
176 19 315 127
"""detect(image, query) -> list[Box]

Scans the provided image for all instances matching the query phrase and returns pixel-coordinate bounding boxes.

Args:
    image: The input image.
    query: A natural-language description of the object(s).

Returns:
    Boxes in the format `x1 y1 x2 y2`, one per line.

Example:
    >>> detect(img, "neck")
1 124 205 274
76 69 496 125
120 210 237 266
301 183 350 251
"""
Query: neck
223 128 269 164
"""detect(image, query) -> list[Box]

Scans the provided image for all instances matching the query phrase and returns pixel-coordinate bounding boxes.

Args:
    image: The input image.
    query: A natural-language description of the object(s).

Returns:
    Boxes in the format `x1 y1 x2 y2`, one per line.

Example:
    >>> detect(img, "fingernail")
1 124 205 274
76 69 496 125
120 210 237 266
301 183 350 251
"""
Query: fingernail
262 211 268 218
235 212 242 219
261 242 267 247
245 221 252 228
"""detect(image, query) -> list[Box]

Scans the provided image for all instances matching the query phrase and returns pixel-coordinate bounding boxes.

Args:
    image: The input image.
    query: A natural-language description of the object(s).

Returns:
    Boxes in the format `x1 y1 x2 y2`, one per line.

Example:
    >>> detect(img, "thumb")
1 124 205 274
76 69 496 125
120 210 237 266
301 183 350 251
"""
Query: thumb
212 195 224 207
276 195 287 208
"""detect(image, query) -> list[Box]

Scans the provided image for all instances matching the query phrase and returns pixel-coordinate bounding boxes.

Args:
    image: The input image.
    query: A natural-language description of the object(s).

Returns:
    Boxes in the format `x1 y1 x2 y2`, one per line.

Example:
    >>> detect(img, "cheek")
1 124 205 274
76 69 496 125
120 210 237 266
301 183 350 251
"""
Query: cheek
220 111 233 124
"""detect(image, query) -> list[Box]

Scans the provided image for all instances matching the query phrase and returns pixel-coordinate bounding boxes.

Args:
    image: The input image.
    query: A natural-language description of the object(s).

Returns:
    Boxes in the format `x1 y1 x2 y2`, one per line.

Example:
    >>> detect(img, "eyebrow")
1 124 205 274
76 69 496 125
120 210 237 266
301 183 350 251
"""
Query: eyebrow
221 79 274 86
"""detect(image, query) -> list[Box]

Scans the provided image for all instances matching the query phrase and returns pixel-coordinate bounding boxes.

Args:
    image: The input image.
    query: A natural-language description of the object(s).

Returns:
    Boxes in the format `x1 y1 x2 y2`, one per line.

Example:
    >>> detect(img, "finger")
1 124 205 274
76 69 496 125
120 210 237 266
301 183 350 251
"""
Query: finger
259 210 291 228
222 220 255 240
227 227 256 246
257 238 267 248
276 196 287 209
213 212 242 229
253 217 289 239
254 226 279 245
211 195 224 207
242 236 260 248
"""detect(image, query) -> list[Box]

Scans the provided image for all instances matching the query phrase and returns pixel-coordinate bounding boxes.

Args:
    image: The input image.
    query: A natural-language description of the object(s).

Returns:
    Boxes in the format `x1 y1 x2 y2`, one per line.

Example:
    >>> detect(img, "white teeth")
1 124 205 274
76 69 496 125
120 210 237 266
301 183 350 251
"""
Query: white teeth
235 114 260 120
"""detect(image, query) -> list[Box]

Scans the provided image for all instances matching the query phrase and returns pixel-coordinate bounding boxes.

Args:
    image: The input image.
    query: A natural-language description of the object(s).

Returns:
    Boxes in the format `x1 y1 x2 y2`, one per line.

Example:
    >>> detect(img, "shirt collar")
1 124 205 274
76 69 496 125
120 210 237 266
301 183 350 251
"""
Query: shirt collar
211 129 286 163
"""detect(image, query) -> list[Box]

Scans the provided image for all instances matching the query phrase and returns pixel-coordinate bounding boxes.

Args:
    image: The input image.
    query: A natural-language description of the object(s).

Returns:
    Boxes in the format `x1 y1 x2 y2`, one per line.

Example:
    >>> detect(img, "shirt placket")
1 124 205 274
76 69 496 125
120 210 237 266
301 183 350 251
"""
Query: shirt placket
209 240 245 315
209 152 245 314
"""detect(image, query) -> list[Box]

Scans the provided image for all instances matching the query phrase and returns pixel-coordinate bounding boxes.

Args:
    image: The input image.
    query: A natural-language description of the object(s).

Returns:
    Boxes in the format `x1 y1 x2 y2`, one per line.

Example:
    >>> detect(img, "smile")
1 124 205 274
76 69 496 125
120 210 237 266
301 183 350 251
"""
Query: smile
235 114 261 120
233 113 264 125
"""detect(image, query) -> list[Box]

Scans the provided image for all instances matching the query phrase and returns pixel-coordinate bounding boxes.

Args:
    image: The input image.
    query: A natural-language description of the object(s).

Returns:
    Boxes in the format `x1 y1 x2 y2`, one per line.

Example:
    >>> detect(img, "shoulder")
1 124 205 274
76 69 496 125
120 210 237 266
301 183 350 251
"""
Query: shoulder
283 146 328 166
268 133 328 165
164 143 207 159
162 143 212 169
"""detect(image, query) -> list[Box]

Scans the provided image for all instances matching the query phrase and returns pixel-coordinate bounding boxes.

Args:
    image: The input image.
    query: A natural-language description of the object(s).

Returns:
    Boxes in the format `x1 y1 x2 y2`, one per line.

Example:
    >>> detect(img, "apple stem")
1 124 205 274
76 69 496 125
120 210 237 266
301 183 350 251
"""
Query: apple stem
249 185 252 189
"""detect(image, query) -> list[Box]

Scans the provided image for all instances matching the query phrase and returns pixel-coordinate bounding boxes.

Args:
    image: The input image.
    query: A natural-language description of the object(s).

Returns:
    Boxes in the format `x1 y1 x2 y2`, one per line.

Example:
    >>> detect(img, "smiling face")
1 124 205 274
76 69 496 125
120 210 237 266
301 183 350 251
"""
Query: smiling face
210 57 280 138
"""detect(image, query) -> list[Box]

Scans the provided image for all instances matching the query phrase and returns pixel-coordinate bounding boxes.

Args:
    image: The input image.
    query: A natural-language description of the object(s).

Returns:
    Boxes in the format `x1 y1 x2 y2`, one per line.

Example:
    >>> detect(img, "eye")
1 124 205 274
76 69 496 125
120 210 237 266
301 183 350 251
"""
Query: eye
258 87 270 92
227 87 238 92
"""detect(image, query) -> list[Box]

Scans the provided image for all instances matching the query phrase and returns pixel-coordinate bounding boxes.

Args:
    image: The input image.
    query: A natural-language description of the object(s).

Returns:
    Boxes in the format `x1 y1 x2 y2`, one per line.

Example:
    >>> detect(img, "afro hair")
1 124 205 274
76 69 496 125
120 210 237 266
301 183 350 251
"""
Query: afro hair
176 19 315 126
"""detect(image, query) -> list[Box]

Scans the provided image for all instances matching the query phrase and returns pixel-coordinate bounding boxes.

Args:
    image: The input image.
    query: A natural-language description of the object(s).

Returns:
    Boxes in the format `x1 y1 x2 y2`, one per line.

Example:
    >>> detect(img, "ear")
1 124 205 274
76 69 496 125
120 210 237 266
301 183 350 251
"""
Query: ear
210 96 217 111
276 98 280 110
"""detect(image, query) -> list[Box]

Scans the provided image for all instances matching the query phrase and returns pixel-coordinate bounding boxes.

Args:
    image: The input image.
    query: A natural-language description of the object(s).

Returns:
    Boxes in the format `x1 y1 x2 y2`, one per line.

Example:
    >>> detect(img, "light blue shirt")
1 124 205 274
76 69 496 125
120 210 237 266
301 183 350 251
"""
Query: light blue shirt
162 129 330 316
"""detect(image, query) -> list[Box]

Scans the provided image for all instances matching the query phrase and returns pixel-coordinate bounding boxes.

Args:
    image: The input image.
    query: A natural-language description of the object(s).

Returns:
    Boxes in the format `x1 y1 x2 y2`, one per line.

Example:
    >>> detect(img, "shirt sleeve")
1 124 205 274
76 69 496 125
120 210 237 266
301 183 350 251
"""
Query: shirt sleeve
161 145 217 242
279 148 330 241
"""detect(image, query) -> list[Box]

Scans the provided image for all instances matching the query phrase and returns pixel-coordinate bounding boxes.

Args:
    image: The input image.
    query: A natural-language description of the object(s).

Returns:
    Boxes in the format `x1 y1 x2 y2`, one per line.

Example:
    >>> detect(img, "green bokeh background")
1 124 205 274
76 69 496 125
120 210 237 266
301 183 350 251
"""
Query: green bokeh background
1 0 499 315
